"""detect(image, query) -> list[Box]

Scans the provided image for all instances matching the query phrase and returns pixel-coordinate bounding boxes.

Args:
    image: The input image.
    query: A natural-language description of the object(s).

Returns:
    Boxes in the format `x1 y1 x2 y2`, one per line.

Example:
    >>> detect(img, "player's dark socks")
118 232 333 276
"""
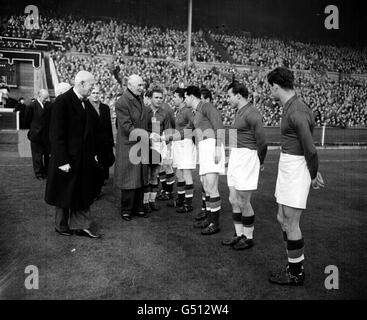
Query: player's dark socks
165 173 175 194
149 183 159 203
176 181 186 207
283 231 288 249
184 184 194 206
209 196 221 226
201 186 206 210
242 215 255 239
143 184 152 194
232 211 243 236
150 183 159 194
205 195 210 212
159 171 167 192
287 238 305 276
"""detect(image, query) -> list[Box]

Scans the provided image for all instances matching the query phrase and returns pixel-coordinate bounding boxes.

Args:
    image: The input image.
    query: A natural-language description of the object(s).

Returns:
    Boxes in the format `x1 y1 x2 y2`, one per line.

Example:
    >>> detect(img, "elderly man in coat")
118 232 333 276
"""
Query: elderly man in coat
25 89 51 180
114 74 151 221
45 71 102 239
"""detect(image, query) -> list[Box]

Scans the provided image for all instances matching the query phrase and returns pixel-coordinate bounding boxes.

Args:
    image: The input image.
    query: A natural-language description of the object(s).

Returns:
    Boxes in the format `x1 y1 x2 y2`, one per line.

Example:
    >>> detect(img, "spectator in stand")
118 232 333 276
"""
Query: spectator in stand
0 83 10 107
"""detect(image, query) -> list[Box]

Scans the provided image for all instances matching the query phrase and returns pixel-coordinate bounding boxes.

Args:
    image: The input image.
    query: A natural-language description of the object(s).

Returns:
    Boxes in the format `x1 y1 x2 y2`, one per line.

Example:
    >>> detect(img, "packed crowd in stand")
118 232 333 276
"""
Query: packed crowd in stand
1 13 367 127
1 15 220 62
51 52 367 127
3 14 367 73
210 32 367 74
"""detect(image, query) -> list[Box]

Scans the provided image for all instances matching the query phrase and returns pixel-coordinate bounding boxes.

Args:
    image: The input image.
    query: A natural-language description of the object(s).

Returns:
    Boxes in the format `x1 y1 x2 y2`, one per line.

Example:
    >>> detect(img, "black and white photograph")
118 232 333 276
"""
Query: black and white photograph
0 0 366 305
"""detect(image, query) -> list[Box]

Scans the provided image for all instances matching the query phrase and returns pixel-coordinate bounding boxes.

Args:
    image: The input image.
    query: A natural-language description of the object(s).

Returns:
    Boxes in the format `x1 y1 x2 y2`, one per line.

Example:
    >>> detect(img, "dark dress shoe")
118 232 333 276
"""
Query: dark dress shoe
136 211 149 218
121 212 132 221
75 228 102 239
36 175 44 180
55 228 74 236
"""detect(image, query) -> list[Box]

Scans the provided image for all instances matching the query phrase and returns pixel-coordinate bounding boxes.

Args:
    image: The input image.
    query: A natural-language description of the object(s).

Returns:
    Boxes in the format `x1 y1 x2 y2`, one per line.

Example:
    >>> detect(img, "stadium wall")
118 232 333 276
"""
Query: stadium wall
261 126 367 146
1 126 366 158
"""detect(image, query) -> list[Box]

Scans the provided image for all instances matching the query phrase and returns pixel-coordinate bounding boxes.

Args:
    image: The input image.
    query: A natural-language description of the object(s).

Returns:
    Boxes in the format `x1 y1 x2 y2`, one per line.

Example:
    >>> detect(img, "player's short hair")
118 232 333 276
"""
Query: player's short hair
227 82 249 99
173 88 185 99
152 86 163 96
146 86 163 98
267 67 294 90
184 85 201 99
200 88 212 101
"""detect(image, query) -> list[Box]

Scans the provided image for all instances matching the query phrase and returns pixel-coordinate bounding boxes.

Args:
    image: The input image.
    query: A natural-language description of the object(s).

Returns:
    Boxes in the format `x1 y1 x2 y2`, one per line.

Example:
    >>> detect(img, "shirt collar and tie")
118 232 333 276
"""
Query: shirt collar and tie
73 88 87 109
36 98 44 109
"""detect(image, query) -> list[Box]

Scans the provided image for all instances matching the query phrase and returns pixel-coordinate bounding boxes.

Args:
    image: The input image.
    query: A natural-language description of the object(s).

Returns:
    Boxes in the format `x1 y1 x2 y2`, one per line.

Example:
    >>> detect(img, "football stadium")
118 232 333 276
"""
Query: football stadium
0 0 366 302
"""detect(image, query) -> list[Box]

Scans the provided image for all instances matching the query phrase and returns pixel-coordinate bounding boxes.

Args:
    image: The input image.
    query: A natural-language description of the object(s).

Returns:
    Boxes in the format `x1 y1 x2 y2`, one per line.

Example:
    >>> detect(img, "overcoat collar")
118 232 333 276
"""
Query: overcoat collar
125 89 144 120
68 88 86 116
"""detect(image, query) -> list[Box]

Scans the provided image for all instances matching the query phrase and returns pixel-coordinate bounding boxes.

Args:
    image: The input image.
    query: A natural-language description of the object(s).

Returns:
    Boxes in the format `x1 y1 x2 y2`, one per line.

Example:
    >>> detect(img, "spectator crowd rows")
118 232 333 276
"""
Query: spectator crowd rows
1 13 366 127
52 52 367 127
1 15 220 62
2 14 366 73
210 32 367 74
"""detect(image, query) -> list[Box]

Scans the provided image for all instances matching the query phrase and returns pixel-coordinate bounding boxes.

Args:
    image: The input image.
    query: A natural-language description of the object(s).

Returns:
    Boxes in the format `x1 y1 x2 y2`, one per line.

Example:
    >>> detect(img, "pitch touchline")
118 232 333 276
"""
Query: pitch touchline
265 160 367 163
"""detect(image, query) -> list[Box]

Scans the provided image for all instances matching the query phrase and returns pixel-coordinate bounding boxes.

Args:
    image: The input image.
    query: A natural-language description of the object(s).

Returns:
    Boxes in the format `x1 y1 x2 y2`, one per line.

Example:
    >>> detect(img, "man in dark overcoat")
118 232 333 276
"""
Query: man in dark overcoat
45 71 102 238
114 74 151 221
25 89 51 180
88 84 115 199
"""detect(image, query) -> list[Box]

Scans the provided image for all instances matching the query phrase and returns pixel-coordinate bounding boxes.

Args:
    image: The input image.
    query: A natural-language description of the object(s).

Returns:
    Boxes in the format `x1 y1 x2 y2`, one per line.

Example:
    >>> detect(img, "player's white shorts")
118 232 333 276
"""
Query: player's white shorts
198 138 225 175
275 152 311 209
227 148 260 191
172 139 197 170
151 140 169 163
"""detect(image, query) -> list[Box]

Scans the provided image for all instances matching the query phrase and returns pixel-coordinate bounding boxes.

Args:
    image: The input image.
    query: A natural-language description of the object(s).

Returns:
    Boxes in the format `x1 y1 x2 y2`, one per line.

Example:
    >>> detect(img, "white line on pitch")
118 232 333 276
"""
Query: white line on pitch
264 160 367 163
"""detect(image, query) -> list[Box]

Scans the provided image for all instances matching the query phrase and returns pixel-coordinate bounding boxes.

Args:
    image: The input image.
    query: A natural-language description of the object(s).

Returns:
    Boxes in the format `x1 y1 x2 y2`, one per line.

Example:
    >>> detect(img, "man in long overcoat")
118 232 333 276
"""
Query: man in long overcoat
114 74 151 221
45 71 102 239
25 89 51 180
89 84 115 199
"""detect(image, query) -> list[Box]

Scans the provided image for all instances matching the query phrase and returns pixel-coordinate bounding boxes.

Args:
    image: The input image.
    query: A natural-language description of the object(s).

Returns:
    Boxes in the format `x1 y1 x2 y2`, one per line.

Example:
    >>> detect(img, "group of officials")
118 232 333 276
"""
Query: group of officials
25 66 324 286
25 73 115 239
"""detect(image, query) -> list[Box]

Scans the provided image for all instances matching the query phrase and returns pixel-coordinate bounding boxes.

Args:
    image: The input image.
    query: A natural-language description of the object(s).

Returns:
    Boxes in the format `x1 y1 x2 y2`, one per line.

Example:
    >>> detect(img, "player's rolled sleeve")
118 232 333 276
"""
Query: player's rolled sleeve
182 108 194 139
203 104 225 146
250 113 267 165
292 112 318 179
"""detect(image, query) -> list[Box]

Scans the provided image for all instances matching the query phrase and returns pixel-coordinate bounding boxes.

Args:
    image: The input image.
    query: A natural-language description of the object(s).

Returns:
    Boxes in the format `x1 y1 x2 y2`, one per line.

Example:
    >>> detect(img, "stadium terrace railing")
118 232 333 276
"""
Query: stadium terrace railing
0 36 63 49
